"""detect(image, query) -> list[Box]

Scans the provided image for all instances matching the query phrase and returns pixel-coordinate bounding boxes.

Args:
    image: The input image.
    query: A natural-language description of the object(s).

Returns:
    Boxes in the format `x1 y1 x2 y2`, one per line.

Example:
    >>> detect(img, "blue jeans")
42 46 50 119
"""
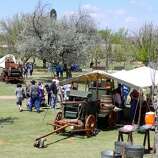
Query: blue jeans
51 94 57 109
29 96 40 112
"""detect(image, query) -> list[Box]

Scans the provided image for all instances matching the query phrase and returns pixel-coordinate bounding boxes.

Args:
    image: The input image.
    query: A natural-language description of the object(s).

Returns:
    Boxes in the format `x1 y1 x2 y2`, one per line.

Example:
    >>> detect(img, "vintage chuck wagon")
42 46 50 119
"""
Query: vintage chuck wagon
34 70 119 148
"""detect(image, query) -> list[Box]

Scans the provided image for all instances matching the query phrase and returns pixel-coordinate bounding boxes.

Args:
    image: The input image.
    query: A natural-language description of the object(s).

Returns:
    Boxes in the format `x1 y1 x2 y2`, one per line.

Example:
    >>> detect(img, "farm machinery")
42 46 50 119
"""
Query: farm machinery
34 91 98 148
34 89 119 148
0 55 23 82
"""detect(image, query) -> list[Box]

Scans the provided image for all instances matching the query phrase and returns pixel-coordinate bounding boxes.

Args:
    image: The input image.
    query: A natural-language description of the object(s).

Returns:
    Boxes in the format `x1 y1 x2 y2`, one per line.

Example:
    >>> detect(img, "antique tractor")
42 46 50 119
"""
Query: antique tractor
1 57 23 82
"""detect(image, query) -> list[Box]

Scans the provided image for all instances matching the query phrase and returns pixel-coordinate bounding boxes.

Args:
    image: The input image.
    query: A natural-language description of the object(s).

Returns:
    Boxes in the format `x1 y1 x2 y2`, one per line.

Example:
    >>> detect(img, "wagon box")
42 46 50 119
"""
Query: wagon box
34 90 98 148
68 90 92 101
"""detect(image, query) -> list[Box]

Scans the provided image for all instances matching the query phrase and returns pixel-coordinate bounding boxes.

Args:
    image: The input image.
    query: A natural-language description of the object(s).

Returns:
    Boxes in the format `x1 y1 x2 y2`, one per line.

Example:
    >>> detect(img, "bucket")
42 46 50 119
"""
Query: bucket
101 150 122 158
145 112 155 125
125 144 144 158
114 141 126 155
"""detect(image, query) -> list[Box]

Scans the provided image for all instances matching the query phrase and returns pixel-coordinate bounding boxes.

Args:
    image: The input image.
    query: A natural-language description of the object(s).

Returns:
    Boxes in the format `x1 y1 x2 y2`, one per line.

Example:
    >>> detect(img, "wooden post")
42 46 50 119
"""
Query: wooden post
137 90 143 127
155 98 158 156
96 74 99 99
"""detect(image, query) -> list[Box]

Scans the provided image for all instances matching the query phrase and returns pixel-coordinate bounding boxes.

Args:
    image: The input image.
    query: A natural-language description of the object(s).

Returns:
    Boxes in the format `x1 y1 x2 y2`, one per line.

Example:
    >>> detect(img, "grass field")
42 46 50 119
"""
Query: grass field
0 99 155 158
0 69 155 158
0 82 16 96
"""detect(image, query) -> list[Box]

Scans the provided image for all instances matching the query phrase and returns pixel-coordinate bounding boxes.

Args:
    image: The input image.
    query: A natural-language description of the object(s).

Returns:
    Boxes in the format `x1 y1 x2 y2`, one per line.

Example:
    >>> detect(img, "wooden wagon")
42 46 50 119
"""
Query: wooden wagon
34 71 120 148
34 90 98 148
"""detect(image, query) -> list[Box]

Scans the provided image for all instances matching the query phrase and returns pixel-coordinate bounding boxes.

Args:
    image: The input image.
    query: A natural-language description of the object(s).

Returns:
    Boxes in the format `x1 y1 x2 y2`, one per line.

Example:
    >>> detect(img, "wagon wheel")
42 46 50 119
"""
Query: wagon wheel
85 115 96 137
54 111 62 122
53 111 64 133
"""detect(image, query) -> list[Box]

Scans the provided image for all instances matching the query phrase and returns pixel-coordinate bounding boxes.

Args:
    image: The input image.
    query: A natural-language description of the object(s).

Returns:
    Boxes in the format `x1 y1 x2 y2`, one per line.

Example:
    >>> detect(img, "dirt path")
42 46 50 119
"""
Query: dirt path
0 96 16 99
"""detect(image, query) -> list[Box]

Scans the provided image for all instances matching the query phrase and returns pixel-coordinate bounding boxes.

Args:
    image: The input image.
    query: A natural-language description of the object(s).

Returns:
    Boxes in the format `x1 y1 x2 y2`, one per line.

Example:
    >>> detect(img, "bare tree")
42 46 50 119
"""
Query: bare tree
0 14 23 56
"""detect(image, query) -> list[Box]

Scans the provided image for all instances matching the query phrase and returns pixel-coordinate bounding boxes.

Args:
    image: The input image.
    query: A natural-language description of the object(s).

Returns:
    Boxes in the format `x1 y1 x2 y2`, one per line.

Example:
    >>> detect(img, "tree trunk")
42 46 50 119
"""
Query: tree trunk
64 64 72 79
95 59 98 68
66 68 72 79
32 57 36 64
43 59 46 68
105 54 109 70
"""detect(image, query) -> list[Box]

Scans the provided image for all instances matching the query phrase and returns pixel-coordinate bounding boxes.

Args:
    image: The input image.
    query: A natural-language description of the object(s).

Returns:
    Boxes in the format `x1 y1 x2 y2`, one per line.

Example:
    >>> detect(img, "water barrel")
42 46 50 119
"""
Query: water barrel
114 141 126 155
125 144 144 158
101 150 122 158
145 111 155 126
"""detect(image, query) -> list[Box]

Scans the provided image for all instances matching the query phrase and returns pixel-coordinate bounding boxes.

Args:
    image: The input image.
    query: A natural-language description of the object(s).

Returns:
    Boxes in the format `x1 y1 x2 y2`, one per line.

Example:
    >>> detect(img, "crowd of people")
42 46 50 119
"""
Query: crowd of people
23 62 34 78
15 76 75 113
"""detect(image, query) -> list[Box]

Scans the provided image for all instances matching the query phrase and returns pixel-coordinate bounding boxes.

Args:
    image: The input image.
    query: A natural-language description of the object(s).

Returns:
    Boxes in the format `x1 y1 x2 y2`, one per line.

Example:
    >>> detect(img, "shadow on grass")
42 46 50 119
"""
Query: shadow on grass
46 134 72 147
46 131 99 147
0 117 18 125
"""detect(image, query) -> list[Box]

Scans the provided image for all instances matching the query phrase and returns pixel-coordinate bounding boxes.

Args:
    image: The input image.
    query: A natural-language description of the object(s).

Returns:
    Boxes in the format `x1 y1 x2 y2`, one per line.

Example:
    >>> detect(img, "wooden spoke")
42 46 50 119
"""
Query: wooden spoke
85 115 96 137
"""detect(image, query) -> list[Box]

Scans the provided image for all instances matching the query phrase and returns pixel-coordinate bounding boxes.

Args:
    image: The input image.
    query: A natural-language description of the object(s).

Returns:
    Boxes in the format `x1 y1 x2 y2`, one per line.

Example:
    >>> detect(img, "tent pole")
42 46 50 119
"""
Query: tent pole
137 89 143 127
85 80 88 91
132 89 140 125
96 75 99 100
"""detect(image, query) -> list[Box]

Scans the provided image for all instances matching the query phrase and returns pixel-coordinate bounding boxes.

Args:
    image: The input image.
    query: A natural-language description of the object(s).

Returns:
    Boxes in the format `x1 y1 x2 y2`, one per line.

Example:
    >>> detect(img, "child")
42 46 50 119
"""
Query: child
16 83 25 112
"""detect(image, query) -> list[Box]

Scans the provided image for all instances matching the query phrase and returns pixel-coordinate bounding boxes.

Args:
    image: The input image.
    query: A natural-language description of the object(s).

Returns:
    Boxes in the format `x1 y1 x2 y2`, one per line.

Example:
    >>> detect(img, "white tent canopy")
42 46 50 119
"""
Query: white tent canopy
60 70 112 85
60 66 158 90
0 54 16 68
110 66 158 90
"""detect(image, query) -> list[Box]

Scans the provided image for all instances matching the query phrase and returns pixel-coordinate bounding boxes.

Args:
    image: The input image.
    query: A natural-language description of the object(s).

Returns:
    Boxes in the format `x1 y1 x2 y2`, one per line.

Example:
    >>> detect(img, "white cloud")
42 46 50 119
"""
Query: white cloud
81 4 99 13
62 4 139 31
81 4 105 19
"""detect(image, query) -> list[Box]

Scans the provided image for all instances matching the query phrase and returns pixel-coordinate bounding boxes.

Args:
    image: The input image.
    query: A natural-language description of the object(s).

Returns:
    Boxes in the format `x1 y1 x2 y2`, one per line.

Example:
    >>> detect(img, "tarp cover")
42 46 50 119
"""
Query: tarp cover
110 66 158 89
60 70 111 85
60 66 158 90
0 54 16 68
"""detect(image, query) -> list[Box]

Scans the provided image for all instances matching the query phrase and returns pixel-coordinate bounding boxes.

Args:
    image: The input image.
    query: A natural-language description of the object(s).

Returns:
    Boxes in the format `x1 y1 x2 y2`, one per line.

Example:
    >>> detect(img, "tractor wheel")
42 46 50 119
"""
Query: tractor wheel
54 111 64 133
85 115 96 137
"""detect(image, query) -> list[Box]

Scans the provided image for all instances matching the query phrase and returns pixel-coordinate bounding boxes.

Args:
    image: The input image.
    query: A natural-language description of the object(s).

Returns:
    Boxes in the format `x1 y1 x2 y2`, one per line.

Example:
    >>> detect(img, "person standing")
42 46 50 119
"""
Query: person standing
29 63 33 76
38 81 45 106
16 83 25 112
63 84 71 100
121 84 130 106
50 81 58 109
52 75 60 102
59 64 63 78
29 80 40 112
45 83 51 106
55 63 61 78
23 64 28 79
52 75 59 88
113 88 123 123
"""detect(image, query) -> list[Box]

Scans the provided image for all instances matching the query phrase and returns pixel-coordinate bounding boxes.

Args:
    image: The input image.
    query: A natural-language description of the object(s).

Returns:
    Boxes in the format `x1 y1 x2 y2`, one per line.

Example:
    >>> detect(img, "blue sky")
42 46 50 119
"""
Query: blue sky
0 0 157 31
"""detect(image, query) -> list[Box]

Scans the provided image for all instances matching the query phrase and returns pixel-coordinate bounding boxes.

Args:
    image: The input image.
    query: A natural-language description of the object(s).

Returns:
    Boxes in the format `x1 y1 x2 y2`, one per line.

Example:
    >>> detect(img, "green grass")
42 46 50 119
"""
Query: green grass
0 82 16 96
0 99 155 158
